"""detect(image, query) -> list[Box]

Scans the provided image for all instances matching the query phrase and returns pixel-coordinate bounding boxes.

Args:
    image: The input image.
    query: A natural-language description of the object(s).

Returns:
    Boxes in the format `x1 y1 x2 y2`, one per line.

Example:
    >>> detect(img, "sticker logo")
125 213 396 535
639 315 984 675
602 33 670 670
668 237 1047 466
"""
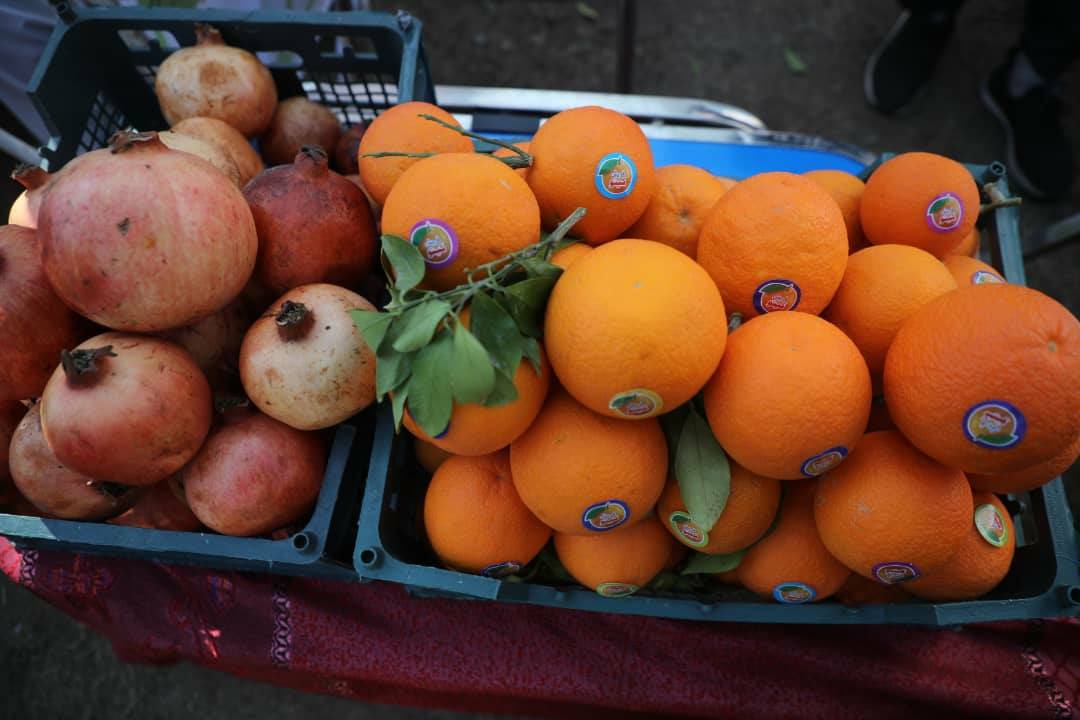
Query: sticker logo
594 153 637 199
753 279 802 314
872 561 921 585
800 446 848 477
772 582 816 604
926 192 964 232
582 499 630 532
481 561 522 579
596 582 639 598
971 270 1005 285
609 389 663 418
409 218 458 268
668 511 709 548
963 400 1026 449
974 504 1009 548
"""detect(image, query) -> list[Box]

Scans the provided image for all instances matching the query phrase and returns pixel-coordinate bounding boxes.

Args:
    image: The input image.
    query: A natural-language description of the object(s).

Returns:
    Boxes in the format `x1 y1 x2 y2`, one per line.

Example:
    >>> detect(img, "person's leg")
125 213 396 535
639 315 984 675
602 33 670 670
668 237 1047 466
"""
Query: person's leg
864 0 964 113
981 1 1080 200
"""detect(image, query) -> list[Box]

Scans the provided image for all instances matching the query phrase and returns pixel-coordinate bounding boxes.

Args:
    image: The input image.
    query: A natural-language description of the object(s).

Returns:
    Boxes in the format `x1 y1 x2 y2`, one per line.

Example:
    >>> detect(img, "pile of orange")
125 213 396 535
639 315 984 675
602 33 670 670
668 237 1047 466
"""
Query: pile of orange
363 104 1080 604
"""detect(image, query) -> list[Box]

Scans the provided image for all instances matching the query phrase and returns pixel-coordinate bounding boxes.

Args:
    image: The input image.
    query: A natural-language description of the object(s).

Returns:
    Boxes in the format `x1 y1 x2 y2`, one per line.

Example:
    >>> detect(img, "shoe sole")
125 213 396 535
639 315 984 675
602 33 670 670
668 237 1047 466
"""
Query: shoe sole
979 77 1046 200
863 10 912 112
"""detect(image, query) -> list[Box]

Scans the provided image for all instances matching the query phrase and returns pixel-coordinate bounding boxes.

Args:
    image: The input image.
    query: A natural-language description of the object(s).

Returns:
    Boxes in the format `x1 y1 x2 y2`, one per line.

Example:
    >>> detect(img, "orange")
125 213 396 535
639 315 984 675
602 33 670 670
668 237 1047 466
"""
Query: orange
906 492 1015 601
554 515 674 597
544 239 727 419
714 175 737 192
943 254 1006 287
492 140 531 177
968 432 1080 494
861 152 980 257
834 573 910 606
527 106 655 245
509 388 667 535
403 308 551 455
739 481 851 603
704 312 871 480
549 243 592 269
822 244 957 390
624 164 731 257
804 169 868 253
814 431 973 583
414 437 451 473
697 172 848 317
422 450 551 576
657 464 781 554
884 284 1080 474
714 568 742 586
357 101 474 206
381 153 540 291
950 226 981 257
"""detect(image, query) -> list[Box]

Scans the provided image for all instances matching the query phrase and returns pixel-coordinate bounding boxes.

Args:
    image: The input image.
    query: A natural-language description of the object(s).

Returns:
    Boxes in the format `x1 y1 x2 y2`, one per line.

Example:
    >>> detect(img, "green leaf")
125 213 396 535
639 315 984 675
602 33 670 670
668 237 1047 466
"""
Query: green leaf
598 157 620 175
470 292 523 377
681 550 745 576
783 47 807 74
676 409 731 533
405 331 454 437
349 309 393 353
375 345 412 400
501 276 557 338
660 404 691 465
483 368 520 407
382 234 425 292
520 257 563 280
521 336 543 375
391 300 451 352
449 323 496 404
390 384 408 430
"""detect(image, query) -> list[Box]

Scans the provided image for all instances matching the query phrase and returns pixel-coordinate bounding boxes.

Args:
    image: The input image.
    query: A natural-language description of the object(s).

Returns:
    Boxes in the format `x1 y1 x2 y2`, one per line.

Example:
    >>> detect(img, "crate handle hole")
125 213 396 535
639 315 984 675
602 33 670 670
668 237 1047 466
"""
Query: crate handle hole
358 547 380 567
1068 586 1080 606
291 531 316 553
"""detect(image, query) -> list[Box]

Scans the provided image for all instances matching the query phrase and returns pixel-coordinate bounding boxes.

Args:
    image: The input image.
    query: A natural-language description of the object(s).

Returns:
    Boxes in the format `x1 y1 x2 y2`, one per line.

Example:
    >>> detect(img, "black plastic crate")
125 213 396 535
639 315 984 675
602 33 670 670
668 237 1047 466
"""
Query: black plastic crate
353 159 1080 624
26 5 435 169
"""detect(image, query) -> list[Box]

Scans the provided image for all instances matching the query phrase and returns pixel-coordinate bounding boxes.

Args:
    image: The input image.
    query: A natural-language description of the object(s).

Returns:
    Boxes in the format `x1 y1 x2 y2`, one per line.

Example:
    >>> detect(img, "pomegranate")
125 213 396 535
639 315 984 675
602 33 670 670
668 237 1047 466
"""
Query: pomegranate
154 23 277 138
158 297 251 390
0 224 80 402
8 164 50 228
239 284 376 430
110 476 202 531
182 407 326 536
38 130 258 332
333 122 366 175
10 403 140 520
0 401 25 504
260 97 342 166
158 130 242 187
243 146 376 294
344 174 380 218
172 116 265 186
40 332 212 486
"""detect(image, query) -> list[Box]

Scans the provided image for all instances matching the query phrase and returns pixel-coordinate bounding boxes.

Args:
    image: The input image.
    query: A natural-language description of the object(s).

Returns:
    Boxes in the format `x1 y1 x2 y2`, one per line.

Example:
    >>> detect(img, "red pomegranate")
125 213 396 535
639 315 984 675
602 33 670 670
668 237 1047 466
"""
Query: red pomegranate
40 332 213 486
0 401 25 504
182 408 326 536
243 146 377 295
10 403 140 520
0 224 80 402
260 97 342 167
239 283 376 430
110 476 202 531
37 130 258 332
8 164 50 228
333 122 366 175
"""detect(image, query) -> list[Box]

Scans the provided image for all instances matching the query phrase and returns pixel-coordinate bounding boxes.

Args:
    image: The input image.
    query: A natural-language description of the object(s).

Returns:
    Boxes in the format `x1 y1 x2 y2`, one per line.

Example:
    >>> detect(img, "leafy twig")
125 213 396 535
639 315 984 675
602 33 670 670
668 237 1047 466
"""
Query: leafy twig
417 113 533 169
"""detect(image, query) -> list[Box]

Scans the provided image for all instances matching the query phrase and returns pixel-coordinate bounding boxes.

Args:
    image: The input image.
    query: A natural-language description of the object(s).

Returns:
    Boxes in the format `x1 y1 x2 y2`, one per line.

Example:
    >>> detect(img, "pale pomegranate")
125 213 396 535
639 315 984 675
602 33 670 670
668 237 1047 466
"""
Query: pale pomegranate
158 298 251 390
0 401 25 504
110 476 202 531
158 130 242 187
40 332 212 486
8 164 50 228
182 408 326 536
37 130 258 332
10 403 140 520
171 116 264 185
239 284 376 430
260 97 342 166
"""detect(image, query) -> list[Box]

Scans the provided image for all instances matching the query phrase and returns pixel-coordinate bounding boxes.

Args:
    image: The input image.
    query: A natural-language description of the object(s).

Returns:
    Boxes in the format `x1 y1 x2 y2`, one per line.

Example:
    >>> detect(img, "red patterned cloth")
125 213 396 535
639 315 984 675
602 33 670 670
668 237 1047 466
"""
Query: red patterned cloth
2 537 1077 719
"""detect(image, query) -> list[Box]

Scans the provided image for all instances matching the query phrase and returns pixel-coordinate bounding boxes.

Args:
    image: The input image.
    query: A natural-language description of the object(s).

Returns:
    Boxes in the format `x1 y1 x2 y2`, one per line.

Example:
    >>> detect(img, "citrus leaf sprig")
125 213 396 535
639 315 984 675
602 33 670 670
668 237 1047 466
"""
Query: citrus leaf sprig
359 112 533 170
350 208 586 437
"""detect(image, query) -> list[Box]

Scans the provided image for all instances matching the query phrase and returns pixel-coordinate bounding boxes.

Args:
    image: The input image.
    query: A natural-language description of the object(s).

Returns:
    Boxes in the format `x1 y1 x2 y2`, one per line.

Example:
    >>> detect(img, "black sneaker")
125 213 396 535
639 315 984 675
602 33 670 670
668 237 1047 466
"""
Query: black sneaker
981 63 1073 201
864 9 956 114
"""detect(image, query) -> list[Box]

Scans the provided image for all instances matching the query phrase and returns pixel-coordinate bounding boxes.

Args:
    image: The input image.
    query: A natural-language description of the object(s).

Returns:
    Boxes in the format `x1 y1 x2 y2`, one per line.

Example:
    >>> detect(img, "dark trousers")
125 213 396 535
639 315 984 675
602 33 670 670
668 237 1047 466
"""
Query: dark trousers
902 0 1080 79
